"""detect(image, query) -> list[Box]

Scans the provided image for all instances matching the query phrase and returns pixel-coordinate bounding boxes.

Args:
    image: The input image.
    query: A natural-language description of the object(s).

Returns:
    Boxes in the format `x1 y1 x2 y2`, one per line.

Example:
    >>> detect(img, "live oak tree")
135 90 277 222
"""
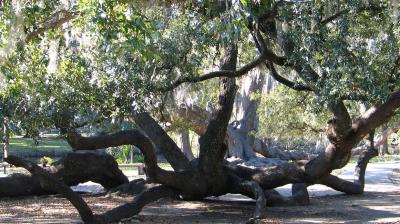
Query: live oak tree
1 0 400 223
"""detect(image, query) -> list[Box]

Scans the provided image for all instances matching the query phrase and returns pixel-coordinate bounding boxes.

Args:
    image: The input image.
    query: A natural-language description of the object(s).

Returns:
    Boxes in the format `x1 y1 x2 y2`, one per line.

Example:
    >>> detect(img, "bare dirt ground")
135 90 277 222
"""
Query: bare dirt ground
0 190 398 224
0 162 399 224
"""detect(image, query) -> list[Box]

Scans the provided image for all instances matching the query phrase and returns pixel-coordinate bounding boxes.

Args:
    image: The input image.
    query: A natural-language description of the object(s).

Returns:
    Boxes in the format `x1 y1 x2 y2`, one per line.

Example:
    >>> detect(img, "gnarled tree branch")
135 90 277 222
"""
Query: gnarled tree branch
267 61 313 91
5 156 94 223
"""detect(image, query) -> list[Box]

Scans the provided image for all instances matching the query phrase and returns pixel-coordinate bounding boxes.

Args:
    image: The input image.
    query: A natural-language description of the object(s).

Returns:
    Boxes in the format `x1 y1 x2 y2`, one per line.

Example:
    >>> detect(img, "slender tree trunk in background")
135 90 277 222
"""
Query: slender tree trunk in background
381 137 389 155
352 127 397 156
178 129 195 161
2 117 9 159
380 125 390 155
130 149 134 163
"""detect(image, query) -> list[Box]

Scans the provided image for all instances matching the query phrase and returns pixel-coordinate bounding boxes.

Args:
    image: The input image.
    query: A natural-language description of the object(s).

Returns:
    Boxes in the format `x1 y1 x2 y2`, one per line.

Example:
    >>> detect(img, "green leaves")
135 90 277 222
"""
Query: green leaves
258 86 330 139
280 0 400 104
0 0 399 140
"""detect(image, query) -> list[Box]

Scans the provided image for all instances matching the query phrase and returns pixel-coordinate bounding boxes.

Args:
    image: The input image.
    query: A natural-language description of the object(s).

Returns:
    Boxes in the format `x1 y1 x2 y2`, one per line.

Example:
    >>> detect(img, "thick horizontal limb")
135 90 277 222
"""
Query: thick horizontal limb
66 130 159 177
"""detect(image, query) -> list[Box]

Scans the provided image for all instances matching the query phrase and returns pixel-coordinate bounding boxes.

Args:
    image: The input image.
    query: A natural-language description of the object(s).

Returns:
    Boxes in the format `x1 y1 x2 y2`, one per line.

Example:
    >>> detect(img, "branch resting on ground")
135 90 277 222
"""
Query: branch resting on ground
5 156 94 223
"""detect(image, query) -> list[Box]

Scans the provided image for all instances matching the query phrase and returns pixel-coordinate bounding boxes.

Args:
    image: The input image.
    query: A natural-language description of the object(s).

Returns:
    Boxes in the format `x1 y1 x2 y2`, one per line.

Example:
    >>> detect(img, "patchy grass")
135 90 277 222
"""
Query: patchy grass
370 154 400 163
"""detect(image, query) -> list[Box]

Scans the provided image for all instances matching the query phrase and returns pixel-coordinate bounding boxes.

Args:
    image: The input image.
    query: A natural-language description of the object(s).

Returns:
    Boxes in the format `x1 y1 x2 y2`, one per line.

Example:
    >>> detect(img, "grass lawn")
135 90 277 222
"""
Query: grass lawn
9 135 72 158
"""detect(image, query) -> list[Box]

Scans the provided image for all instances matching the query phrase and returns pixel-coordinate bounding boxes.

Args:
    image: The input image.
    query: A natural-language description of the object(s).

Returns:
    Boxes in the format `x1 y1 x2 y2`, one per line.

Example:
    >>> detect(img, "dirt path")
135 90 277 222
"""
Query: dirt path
0 162 399 223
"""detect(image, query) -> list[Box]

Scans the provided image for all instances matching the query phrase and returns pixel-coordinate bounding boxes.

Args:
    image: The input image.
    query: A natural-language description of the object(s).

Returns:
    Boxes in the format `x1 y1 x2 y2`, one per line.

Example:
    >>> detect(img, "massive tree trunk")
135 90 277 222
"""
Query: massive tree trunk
169 65 309 161
56 43 268 221
229 66 265 159
7 90 400 223
0 152 128 197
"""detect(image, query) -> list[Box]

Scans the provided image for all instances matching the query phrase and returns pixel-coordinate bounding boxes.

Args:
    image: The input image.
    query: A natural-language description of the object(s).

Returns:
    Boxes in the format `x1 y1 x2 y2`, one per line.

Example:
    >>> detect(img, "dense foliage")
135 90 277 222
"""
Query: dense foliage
0 0 399 140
